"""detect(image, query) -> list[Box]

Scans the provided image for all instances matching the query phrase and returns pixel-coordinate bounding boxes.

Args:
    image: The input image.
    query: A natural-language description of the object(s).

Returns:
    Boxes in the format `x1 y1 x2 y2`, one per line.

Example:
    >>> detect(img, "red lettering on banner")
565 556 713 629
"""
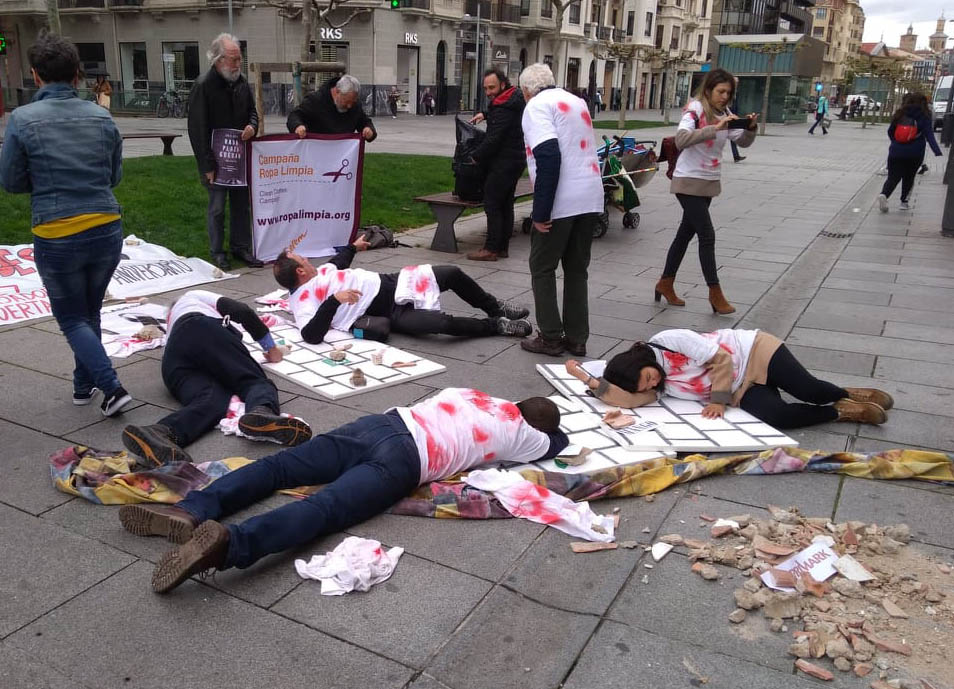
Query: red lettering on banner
17 247 35 264
0 249 36 278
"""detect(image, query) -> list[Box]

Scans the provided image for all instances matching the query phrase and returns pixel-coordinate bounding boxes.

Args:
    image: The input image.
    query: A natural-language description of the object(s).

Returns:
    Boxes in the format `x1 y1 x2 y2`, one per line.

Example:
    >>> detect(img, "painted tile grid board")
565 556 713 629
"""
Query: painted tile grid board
536 363 799 453
240 325 445 400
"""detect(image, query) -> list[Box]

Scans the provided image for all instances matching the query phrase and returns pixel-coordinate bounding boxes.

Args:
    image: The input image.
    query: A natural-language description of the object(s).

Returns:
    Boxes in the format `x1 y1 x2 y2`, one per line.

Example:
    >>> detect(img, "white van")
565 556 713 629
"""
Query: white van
934 75 952 131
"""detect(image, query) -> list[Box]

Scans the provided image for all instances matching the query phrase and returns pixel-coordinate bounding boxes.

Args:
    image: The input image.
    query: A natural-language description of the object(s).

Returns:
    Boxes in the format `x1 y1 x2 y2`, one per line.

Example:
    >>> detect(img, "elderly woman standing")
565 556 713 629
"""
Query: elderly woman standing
655 68 758 315
0 32 132 416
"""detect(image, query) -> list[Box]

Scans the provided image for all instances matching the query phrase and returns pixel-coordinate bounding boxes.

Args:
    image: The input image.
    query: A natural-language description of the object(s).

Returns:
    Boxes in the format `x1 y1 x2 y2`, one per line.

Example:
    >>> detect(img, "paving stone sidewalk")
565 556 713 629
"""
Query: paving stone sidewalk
2 118 953 689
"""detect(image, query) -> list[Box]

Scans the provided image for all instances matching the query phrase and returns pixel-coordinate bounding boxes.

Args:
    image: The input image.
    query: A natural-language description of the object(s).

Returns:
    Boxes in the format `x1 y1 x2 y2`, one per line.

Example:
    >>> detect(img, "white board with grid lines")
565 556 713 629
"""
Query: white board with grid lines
537 363 798 453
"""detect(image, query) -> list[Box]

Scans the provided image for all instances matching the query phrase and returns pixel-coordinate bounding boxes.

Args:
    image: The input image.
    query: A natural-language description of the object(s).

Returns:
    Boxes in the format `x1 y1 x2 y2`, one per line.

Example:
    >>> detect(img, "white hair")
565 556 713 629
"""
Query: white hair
207 33 240 63
519 63 555 98
335 74 361 94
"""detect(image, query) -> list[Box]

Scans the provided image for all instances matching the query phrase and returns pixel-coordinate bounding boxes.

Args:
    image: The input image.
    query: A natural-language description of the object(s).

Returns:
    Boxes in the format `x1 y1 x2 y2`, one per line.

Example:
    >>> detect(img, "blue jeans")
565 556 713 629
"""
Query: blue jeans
177 412 421 569
33 220 123 396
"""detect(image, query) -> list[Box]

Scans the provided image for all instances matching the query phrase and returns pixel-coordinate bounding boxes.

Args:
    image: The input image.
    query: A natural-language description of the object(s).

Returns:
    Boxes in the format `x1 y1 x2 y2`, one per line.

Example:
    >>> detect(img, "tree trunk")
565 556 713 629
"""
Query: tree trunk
46 0 61 34
617 58 629 129
759 53 774 136
301 0 313 63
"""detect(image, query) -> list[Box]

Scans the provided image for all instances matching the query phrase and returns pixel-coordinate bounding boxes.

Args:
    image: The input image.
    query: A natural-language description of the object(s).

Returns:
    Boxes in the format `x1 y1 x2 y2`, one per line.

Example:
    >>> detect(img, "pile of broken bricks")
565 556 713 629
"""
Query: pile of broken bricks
651 504 954 687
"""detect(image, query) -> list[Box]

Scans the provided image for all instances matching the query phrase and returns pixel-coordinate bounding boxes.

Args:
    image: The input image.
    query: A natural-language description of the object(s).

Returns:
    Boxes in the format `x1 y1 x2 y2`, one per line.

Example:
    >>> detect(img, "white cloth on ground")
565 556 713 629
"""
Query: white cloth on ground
100 302 170 358
394 264 441 310
294 536 405 596
463 468 615 542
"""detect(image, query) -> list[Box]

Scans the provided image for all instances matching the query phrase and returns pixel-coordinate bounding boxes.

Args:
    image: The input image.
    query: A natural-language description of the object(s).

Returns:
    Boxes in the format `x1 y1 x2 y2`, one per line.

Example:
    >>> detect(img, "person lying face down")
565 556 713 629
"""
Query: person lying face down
118 388 569 593
271 238 532 344
564 327 894 430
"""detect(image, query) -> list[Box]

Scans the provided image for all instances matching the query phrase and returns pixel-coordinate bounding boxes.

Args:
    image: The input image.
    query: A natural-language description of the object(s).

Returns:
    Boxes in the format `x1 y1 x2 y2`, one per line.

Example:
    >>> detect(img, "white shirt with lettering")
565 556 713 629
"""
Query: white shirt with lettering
289 263 382 332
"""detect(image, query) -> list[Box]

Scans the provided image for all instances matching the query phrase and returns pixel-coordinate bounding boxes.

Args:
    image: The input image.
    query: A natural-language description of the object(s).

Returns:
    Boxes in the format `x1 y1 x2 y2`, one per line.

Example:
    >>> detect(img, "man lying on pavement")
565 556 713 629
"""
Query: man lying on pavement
118 388 568 593
121 290 312 466
273 237 532 344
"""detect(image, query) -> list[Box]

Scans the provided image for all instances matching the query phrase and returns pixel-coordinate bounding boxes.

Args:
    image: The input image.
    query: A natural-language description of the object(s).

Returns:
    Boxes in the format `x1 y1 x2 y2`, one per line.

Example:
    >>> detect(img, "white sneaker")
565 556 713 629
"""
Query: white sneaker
899 200 910 210
878 194 888 213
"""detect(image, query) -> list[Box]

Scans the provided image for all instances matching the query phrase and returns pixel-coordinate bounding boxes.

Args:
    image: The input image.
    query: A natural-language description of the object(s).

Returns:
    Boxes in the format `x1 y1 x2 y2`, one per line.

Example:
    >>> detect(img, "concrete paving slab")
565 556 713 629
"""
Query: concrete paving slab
427 586 599 689
788 328 954 365
275 553 491 668
689 474 841 519
786 345 876 377
783 427 851 453
794 310 885 336
7 562 414 689
562 620 820 689
0 503 135 637
0 419 76 516
0 642 87 689
0 325 146 379
852 408 954 451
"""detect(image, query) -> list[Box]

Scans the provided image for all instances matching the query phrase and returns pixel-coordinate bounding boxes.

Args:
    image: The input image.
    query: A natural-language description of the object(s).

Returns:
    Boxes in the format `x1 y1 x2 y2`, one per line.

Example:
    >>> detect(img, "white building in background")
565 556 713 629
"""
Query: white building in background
0 0 710 115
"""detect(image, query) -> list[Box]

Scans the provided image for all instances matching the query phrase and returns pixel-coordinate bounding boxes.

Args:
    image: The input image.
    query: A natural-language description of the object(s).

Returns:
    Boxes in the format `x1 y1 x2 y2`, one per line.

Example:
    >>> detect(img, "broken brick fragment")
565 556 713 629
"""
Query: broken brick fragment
795 659 834 681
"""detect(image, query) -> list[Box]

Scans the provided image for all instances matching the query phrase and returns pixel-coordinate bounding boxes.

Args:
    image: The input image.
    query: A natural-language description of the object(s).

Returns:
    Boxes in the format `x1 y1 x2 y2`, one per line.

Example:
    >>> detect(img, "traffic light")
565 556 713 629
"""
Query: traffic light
0 34 7 56
390 0 400 7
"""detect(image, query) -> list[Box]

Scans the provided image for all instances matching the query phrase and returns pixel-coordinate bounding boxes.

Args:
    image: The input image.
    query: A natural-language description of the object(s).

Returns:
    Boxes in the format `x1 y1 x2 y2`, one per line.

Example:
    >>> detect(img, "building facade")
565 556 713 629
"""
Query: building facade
0 0 712 116
810 0 861 103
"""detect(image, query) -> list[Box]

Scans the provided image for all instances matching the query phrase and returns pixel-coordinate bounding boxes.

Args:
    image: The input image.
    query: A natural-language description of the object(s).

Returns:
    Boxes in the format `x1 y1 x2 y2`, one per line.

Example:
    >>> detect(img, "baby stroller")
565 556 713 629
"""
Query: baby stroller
594 136 658 238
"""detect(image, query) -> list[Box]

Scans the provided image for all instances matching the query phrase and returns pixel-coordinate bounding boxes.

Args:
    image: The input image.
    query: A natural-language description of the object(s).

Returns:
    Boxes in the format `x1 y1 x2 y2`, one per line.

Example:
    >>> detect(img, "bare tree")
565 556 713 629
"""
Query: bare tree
728 37 800 135
265 0 370 77
543 0 583 87
46 0 61 34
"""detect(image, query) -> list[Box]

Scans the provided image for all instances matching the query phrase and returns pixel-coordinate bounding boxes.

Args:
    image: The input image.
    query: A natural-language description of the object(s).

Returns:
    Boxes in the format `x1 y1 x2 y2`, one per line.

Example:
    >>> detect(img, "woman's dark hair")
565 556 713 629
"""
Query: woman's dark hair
483 68 510 90
273 250 301 290
694 68 736 119
891 92 930 125
28 32 81 84
516 396 561 433
604 343 667 393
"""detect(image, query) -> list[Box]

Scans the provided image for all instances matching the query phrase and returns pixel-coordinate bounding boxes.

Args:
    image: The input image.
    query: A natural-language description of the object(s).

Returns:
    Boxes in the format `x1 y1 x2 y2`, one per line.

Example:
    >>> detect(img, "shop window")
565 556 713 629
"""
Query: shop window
119 42 147 90
161 41 199 91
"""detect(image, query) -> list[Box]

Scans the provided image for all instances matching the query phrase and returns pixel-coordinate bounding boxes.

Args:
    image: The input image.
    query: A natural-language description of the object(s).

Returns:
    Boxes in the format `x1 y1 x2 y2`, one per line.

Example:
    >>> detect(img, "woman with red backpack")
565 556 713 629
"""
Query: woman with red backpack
878 93 941 212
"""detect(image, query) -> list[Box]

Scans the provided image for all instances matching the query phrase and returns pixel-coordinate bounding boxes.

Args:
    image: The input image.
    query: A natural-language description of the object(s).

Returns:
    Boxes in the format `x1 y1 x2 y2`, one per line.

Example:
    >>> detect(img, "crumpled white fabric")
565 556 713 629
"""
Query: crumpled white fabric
294 536 405 596
463 468 615 542
394 264 441 311
216 396 307 443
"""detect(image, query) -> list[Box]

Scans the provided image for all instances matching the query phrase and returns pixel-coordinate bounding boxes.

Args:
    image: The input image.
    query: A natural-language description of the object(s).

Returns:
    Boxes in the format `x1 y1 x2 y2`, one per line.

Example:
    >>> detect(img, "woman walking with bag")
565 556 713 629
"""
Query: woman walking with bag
877 93 941 212
654 69 758 315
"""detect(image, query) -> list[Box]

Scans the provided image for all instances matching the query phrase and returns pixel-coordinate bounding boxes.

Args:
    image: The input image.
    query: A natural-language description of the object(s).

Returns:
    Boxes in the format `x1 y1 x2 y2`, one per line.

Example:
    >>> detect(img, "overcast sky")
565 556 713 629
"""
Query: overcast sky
861 0 950 48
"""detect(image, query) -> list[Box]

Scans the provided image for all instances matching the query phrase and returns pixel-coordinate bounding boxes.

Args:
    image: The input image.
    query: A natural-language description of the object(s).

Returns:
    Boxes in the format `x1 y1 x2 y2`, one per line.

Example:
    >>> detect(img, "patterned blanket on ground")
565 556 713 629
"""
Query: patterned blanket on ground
50 445 954 510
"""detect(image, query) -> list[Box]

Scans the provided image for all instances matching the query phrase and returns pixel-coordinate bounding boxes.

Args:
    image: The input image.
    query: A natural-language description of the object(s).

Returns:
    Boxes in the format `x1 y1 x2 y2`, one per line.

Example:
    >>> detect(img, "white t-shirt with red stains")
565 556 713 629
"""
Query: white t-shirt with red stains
649 328 758 400
394 264 441 311
672 100 751 181
521 87 604 220
396 388 551 485
289 263 382 332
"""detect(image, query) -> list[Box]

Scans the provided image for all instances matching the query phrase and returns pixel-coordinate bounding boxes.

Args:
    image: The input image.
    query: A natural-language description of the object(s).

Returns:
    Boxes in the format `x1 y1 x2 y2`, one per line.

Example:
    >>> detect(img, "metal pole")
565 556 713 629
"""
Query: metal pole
228 0 233 35
474 2 481 112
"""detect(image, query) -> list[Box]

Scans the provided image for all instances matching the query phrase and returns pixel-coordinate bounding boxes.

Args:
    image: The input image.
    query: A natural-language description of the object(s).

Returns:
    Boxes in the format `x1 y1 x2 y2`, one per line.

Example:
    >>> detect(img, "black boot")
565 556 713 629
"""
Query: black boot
238 406 313 446
122 424 193 466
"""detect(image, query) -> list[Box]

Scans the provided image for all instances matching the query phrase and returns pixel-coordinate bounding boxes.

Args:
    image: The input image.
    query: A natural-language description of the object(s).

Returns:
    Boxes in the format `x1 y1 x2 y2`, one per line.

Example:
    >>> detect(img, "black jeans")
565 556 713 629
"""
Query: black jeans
808 112 828 134
739 345 848 429
663 194 719 286
482 160 525 254
160 315 279 446
177 412 420 569
205 182 251 255
881 156 921 202
368 265 502 337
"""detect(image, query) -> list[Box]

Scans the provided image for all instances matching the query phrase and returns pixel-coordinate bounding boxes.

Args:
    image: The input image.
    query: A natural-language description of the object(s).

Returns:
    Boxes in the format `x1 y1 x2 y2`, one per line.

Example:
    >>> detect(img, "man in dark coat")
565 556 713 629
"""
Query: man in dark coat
187 33 261 271
466 69 526 261
287 74 376 142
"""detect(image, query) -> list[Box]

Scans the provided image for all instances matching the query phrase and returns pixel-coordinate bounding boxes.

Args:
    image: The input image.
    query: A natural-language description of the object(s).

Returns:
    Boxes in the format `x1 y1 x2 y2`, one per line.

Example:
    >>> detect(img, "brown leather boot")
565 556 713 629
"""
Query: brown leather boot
844 387 894 411
708 285 736 315
466 248 498 261
834 399 887 425
119 503 198 544
654 277 685 306
152 520 229 594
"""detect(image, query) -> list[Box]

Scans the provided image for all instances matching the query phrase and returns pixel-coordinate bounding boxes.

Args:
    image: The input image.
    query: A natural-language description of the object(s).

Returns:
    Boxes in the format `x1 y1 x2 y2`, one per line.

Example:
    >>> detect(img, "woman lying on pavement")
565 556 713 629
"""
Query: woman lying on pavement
564 328 893 429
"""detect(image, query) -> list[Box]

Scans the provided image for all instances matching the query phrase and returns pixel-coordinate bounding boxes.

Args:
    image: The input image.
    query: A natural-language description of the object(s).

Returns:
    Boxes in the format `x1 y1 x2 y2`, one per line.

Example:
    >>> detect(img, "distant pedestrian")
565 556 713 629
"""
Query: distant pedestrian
808 94 829 135
517 63 603 357
594 89 603 112
877 93 941 213
420 87 435 116
729 77 745 163
93 74 111 110
187 33 261 271
0 32 132 417
387 86 400 118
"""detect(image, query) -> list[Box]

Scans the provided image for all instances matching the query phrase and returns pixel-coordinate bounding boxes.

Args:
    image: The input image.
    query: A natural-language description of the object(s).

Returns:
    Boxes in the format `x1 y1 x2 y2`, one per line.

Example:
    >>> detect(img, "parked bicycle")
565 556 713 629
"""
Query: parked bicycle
156 90 188 118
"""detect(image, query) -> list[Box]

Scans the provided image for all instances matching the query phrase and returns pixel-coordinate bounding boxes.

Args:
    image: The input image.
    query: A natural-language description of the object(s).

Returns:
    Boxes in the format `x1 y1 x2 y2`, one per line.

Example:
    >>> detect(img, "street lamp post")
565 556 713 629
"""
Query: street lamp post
464 3 482 112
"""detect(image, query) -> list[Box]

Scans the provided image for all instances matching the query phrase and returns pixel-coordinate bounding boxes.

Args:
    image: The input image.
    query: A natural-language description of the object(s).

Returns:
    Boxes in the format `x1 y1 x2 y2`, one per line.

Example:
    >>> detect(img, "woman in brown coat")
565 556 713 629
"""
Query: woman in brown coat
93 74 112 110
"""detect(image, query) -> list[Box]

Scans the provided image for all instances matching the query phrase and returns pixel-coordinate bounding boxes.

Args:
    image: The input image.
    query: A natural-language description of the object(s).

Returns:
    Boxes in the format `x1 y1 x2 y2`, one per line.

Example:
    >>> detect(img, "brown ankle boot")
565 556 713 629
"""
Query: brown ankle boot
834 399 887 425
844 387 894 411
708 285 736 314
654 277 685 306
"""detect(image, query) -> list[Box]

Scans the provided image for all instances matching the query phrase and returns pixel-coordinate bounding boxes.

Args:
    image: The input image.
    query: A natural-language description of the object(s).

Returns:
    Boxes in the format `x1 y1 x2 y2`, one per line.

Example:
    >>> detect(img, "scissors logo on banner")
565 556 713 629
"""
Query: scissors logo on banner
322 158 354 183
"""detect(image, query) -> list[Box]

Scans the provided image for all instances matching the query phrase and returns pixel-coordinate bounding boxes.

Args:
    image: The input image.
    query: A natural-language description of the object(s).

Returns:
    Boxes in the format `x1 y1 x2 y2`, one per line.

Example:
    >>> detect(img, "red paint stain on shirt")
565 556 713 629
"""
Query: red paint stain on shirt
336 271 345 283
510 483 561 524
411 410 448 475
719 343 734 355
581 110 592 127
711 158 720 167
580 138 588 149
525 145 533 158
663 350 690 373
497 401 522 423
438 401 457 416
483 452 496 461
299 290 310 301
705 139 714 148
314 285 328 302
591 162 600 174
414 275 430 294
466 389 495 413
557 101 570 113
472 426 490 443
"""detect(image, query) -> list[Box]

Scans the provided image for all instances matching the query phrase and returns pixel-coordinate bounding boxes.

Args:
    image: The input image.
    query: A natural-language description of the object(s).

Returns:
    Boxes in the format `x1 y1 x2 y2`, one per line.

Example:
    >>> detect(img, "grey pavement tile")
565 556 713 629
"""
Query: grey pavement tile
834 477 954 549
811 369 954 419
785 344 875 377
7 562 414 689
882 322 954 346
562 620 821 689
851 408 954 451
830 267 899 282
427 586 599 689
0 419 75 516
816 287 892 306
794 310 884 336
348 512 545 581
99 358 179 411
784 427 850 453
0 325 146 379
875 355 954 388
839 247 902 265
0 642 86 689
0 503 135 637
802 300 948 329
608 551 795 672
889 291 954 313
274 553 491 668
788 328 954 365
586 298 662 323
504 490 679 615
690 473 841 519
649 307 745 330
735 250 801 265
394 350 552 402
385 330 521 364
334 381 437 415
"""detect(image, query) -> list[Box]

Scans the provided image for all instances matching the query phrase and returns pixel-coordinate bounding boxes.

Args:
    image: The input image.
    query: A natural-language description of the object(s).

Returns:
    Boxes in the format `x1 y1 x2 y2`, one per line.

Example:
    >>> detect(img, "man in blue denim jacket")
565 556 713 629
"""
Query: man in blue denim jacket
0 32 132 417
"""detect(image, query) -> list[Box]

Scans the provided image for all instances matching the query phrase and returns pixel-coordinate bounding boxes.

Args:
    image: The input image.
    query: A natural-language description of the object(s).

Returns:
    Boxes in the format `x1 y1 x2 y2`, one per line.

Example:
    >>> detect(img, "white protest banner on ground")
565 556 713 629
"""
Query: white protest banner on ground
0 235 238 326
760 541 839 591
249 134 363 262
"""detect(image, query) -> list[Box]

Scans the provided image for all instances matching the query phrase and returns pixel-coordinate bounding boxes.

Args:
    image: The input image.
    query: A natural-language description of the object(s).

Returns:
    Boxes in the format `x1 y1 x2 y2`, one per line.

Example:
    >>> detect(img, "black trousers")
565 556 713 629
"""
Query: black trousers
204 181 251 255
482 160 525 254
663 193 719 286
369 265 502 337
160 315 279 446
738 345 848 429
881 156 921 202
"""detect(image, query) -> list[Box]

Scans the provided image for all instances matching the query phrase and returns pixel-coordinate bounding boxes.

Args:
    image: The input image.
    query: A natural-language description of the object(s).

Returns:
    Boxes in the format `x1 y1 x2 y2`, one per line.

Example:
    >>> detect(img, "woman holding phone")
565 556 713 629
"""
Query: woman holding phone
655 69 759 314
